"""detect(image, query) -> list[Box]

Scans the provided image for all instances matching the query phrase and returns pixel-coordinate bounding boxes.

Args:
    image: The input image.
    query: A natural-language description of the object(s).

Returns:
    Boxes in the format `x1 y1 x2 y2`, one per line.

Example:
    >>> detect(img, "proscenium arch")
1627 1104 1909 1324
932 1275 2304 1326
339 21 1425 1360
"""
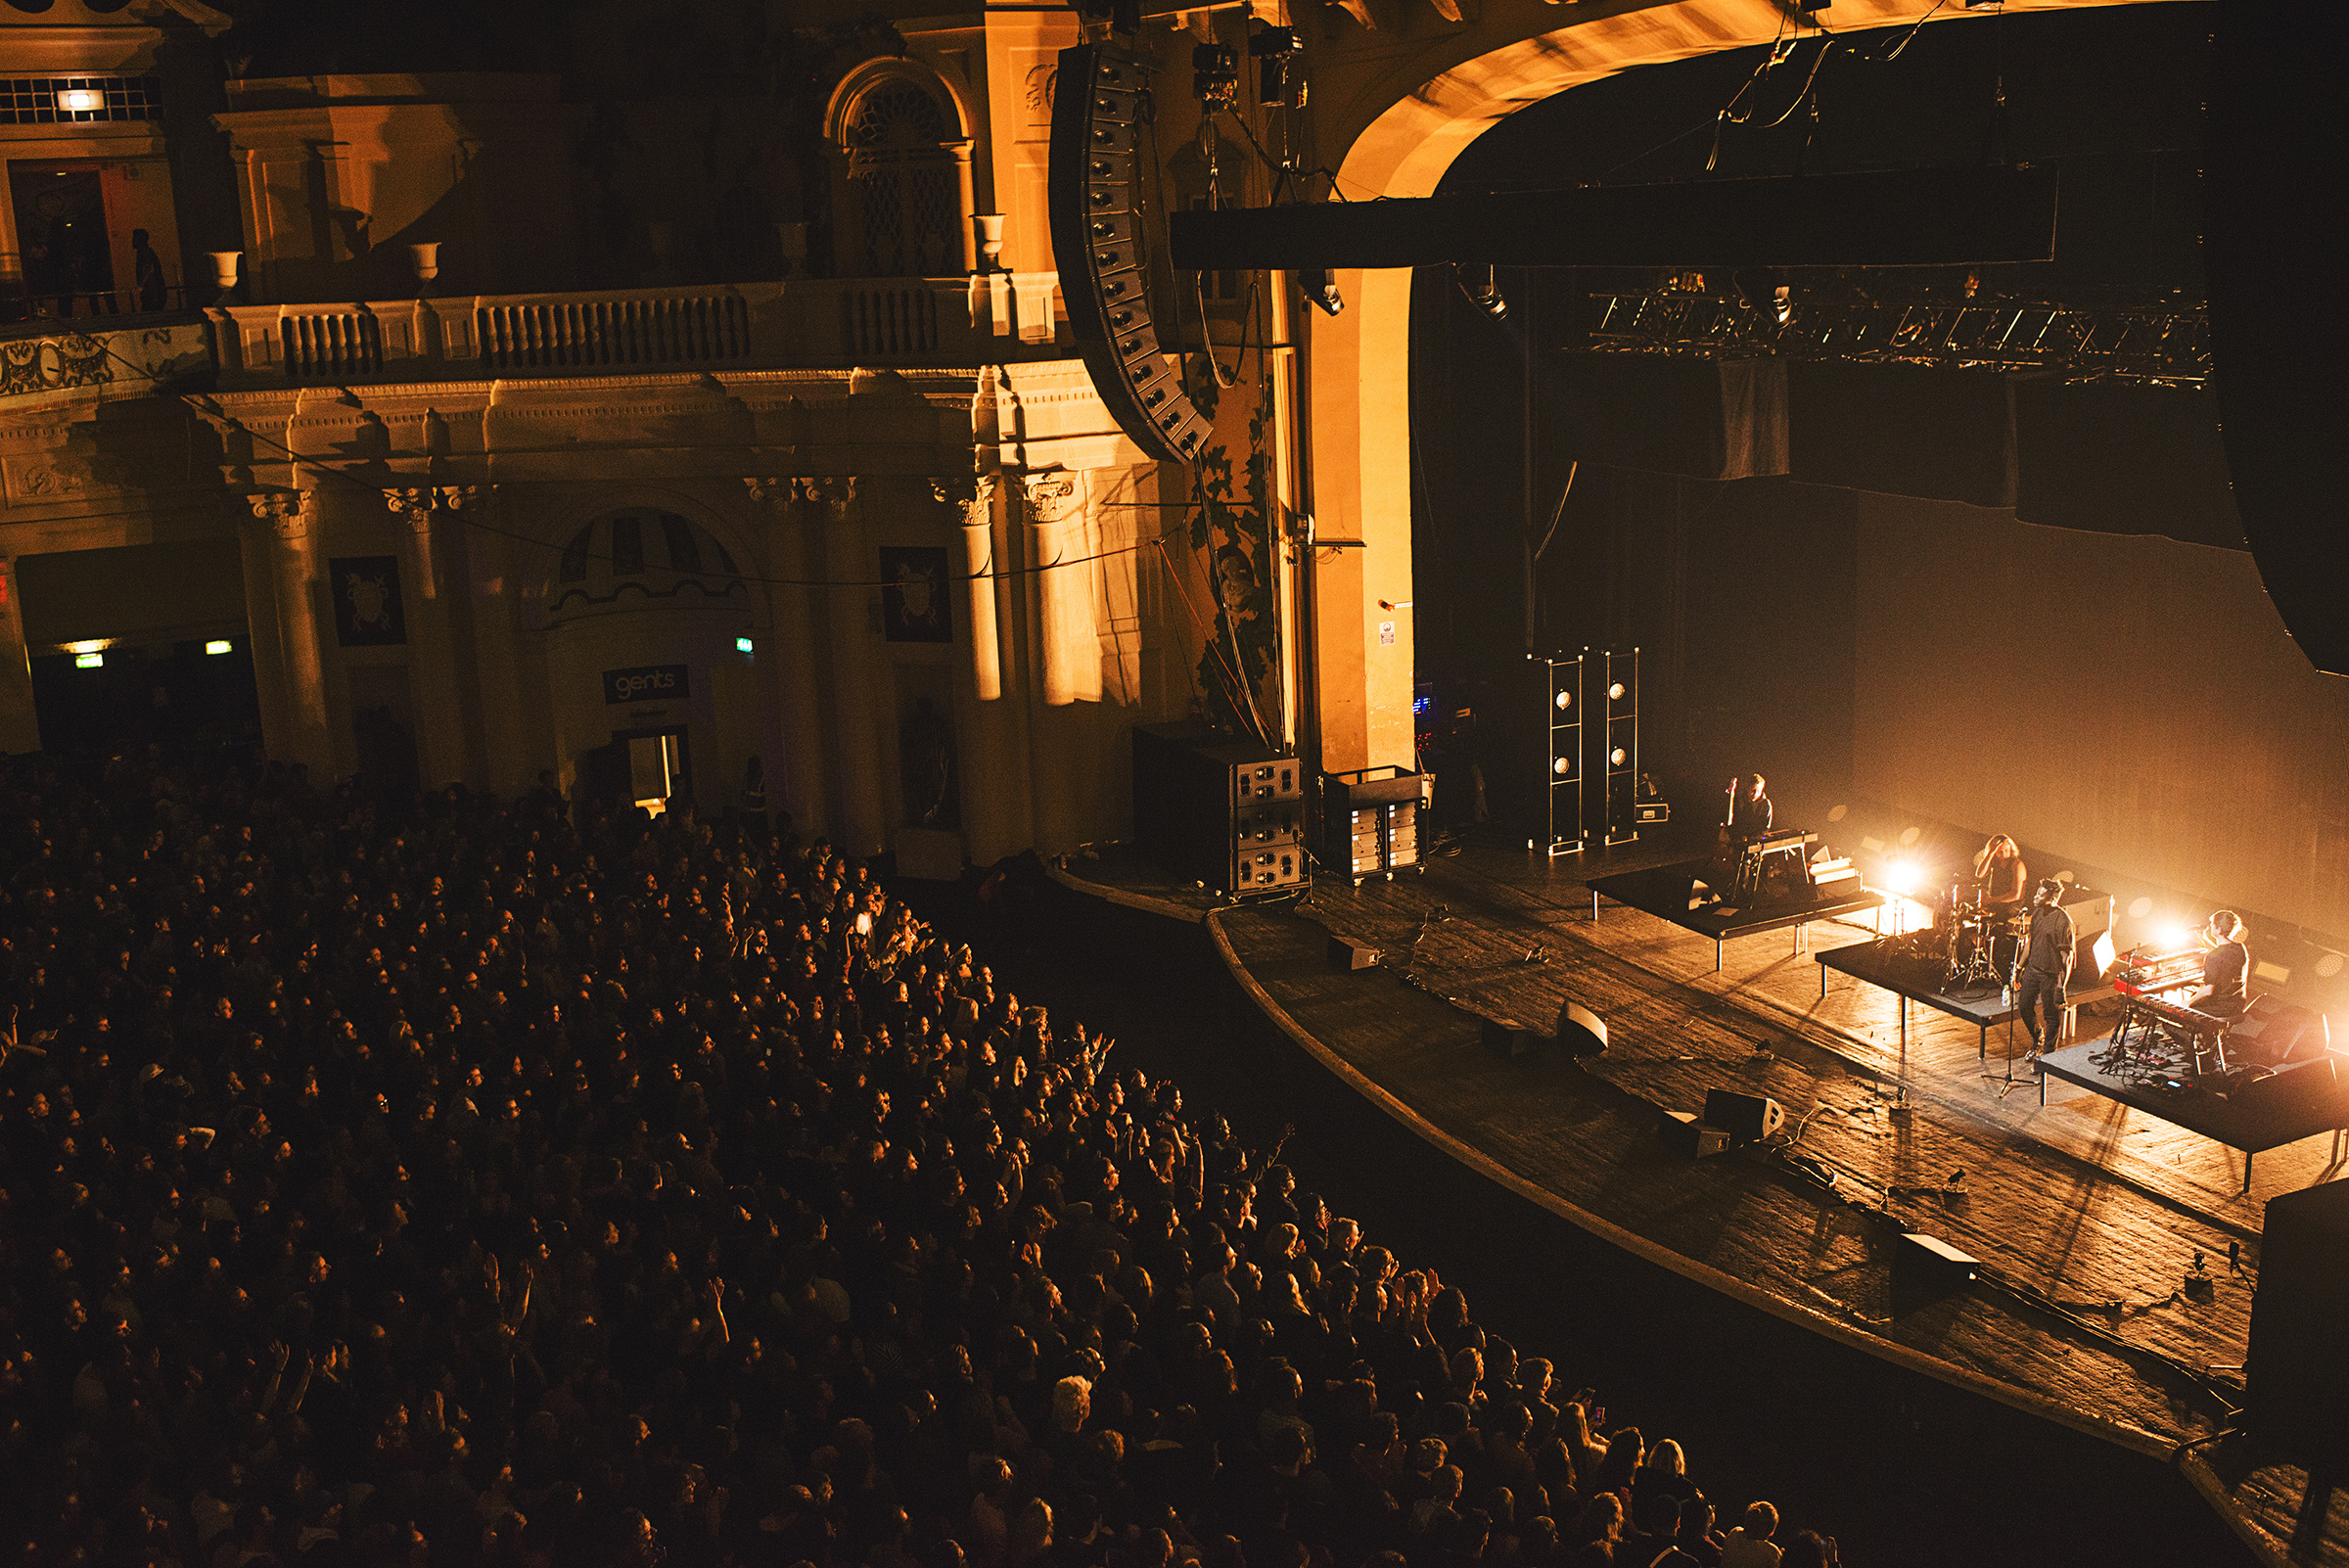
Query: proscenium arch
1303 0 2172 775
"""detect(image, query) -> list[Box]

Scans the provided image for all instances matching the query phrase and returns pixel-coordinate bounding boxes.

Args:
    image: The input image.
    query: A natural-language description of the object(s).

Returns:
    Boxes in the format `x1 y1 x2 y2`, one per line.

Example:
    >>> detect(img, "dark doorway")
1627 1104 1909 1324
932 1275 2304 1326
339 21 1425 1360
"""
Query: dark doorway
27 638 263 773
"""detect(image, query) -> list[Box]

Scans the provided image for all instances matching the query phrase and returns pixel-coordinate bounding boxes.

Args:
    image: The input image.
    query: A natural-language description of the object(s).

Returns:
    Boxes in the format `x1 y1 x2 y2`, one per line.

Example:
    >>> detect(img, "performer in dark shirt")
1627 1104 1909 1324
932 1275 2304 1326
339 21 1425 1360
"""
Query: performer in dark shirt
2191 910 2250 1017
1726 775 1773 839
1972 834 2028 915
2013 878 2075 1054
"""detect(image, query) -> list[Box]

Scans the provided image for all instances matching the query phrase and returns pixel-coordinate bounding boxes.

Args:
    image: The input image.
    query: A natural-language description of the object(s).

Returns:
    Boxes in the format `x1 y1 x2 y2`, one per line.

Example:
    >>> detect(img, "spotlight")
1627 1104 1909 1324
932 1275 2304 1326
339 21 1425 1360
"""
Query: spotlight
1884 861 1918 896
1249 24 1303 107
205 639 233 656
1457 263 1506 319
1609 747 1628 766
1607 682 1626 701
1552 757 1571 776
2154 921 2194 951
1298 268 1344 317
1553 689 1571 711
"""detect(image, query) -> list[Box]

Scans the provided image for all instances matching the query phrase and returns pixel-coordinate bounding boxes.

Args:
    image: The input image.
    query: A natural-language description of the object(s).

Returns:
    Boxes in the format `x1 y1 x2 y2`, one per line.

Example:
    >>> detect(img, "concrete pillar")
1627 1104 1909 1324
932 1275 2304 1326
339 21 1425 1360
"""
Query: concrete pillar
0 556 39 756
385 484 476 790
803 476 887 855
936 474 1003 702
1022 469 1097 707
451 487 537 798
246 489 334 775
746 477 830 839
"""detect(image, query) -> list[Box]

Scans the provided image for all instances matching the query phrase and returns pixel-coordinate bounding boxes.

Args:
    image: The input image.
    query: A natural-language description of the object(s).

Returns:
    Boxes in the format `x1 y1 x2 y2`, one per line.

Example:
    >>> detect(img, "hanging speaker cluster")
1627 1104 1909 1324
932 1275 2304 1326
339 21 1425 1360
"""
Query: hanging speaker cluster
1048 43 1214 466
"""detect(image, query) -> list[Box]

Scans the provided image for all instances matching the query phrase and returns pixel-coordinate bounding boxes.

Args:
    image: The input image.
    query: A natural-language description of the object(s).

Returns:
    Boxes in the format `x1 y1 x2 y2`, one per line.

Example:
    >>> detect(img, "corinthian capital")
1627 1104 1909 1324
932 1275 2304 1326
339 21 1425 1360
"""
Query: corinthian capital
248 489 311 538
795 476 858 517
742 477 795 511
1020 469 1084 525
932 473 997 530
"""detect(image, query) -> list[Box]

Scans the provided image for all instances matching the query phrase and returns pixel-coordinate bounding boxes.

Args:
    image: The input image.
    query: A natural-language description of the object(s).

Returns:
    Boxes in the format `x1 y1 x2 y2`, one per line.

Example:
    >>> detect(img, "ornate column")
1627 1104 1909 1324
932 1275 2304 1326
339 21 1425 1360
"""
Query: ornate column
385 484 481 789
801 476 887 855
945 140 980 274
0 556 39 755
934 473 1002 702
246 489 334 775
1022 469 1100 708
745 477 830 838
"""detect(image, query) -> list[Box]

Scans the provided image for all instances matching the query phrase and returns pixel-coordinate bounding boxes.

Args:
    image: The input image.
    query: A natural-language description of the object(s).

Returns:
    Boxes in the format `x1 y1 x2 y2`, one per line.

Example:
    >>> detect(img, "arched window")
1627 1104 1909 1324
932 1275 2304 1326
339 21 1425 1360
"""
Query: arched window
842 76 961 278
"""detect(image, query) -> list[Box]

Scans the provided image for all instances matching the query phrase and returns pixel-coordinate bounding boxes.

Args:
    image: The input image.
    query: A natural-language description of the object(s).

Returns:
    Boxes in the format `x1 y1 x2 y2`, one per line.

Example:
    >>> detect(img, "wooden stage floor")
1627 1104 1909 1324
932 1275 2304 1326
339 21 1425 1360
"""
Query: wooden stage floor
1052 829 2349 1568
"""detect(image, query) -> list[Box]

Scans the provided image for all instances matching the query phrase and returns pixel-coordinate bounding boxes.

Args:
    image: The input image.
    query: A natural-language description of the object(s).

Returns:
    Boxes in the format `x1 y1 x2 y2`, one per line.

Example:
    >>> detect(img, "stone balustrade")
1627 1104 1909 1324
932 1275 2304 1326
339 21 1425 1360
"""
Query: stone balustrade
204 274 1069 389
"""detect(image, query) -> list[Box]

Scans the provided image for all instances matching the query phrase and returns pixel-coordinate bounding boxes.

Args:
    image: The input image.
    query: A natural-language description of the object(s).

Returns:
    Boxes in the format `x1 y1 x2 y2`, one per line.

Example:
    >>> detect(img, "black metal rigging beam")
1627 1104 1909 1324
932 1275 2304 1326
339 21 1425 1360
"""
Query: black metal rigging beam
1169 164 2058 271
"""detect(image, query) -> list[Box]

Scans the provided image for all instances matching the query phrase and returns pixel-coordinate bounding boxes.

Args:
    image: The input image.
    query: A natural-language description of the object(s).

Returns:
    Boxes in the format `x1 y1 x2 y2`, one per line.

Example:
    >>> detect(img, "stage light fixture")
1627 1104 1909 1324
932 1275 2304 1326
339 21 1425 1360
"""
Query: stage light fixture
1298 268 1344 317
1884 861 1918 896
205 639 233 655
1607 682 1626 701
1773 285 1795 327
1553 689 1571 711
2155 921 2193 951
1458 263 1506 320
74 652 104 669
1610 746 1628 766
1552 757 1571 775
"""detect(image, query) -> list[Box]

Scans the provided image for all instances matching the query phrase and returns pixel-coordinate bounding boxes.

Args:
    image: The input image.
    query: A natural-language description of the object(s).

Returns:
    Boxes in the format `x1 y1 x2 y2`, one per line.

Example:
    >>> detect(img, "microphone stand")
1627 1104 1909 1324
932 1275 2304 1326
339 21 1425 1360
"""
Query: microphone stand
1988 902 2045 1099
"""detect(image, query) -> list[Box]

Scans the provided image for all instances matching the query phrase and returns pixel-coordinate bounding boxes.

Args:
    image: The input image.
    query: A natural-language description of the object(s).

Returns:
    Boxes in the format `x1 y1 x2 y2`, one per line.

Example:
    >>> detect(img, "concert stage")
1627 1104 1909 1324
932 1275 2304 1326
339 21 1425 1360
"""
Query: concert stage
2037 1039 2349 1193
1817 933 2113 1059
1052 830 2349 1568
1586 857 1888 970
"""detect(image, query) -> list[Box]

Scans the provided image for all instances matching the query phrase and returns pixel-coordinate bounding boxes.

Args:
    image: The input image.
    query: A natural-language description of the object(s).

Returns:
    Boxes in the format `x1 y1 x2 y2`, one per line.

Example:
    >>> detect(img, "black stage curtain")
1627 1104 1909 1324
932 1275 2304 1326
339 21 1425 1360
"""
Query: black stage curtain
1854 493 2349 933
2010 376 2244 549
1789 361 2016 508
1553 353 1789 481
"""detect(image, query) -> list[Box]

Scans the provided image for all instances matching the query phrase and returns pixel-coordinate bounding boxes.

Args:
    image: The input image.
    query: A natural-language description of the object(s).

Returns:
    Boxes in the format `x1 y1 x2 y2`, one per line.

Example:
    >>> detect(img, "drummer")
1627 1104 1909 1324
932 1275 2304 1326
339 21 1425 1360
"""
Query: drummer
1972 834 2029 918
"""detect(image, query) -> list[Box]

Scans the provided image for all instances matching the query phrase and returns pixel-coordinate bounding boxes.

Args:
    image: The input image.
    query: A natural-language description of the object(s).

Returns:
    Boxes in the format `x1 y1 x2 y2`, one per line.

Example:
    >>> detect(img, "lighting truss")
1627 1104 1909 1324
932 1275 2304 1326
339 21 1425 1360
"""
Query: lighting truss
1586 292 2211 387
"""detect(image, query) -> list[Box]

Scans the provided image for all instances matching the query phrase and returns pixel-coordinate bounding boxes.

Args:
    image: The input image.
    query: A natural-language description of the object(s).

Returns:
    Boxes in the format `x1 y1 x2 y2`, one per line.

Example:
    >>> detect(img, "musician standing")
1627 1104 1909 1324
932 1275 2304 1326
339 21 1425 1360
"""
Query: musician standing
1727 774 1773 839
2190 910 2251 1018
1973 834 2028 915
2014 877 2075 1054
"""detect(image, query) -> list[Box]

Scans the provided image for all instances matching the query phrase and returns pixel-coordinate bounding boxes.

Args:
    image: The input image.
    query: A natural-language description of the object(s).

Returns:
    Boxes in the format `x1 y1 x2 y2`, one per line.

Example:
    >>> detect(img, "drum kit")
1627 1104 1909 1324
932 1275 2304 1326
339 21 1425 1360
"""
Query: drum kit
1886 879 2018 992
1937 879 2019 991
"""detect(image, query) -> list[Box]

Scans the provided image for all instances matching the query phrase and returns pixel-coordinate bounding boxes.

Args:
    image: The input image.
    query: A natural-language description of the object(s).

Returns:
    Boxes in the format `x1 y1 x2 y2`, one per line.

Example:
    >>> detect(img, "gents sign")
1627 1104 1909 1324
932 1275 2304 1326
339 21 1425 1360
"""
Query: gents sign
603 664 690 705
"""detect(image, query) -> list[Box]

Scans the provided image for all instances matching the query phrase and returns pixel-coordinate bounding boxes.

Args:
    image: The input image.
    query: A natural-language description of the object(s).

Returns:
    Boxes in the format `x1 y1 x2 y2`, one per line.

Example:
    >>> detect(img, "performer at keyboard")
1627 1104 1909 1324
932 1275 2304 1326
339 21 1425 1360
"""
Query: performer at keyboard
2014 878 2075 1054
1972 834 2028 916
2189 910 2251 1019
1726 774 1773 839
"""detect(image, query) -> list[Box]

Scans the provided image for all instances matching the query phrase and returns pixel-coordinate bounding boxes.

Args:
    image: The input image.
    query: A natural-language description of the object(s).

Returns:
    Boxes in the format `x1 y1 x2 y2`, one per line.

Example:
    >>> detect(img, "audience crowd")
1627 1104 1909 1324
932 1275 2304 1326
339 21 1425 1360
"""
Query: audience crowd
0 747 1843 1568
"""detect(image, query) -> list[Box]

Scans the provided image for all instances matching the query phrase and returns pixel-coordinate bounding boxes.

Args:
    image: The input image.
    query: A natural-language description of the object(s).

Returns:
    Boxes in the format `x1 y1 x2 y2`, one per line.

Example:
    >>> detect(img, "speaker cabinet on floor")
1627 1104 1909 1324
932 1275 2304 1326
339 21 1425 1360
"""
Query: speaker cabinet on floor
1328 935 1380 971
1703 1088 1786 1143
2249 1176 2349 1460
1482 1018 1544 1058
1556 1000 1608 1056
1660 1110 1729 1158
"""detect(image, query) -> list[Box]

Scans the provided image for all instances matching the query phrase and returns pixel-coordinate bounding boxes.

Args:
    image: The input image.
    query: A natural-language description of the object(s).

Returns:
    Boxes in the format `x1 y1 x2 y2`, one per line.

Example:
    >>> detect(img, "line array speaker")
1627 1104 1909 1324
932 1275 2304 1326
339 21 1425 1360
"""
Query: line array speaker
1048 44 1213 465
